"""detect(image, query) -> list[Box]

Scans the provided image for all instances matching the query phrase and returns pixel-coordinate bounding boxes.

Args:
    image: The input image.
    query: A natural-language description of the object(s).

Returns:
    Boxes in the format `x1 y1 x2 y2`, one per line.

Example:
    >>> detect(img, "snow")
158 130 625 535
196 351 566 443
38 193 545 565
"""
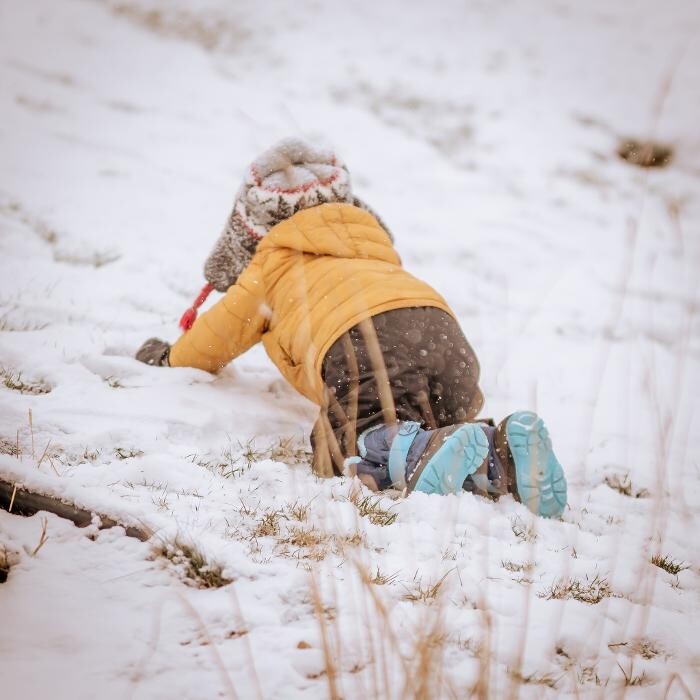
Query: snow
1 0 699 697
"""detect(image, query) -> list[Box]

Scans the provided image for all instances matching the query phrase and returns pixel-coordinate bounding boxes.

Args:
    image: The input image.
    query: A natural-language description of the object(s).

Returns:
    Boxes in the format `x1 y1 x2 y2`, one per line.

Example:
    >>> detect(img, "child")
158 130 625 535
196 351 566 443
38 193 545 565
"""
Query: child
136 138 566 518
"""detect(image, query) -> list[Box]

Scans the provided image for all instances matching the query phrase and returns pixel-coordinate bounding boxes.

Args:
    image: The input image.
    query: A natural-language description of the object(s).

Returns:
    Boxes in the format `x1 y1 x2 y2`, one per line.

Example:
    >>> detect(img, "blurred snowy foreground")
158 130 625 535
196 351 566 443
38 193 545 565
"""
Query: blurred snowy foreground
1 0 699 697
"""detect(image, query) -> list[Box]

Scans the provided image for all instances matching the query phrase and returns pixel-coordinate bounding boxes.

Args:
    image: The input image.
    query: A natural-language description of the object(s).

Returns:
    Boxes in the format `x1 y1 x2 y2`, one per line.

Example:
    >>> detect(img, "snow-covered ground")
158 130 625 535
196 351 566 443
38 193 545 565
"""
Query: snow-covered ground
1 0 699 697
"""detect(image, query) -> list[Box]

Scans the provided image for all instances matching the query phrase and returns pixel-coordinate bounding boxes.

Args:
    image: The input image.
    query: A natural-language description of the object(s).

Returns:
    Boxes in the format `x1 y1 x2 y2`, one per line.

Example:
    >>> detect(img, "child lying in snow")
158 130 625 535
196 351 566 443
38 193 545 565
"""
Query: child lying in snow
136 138 567 518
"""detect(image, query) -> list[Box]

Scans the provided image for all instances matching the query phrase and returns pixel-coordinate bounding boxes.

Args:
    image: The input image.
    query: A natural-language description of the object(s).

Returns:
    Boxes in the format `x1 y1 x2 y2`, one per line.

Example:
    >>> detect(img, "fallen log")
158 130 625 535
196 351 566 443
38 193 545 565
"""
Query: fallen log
0 479 151 542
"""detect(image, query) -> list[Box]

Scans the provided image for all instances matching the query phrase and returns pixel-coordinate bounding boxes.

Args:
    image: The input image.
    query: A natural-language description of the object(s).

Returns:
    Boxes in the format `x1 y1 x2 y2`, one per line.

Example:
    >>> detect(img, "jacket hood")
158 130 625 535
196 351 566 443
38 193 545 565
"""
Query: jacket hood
257 203 399 265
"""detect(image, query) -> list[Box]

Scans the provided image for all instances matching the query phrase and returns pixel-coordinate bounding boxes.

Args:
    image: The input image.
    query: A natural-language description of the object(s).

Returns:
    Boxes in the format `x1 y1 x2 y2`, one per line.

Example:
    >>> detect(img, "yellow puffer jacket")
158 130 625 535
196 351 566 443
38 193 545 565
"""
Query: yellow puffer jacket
169 203 452 403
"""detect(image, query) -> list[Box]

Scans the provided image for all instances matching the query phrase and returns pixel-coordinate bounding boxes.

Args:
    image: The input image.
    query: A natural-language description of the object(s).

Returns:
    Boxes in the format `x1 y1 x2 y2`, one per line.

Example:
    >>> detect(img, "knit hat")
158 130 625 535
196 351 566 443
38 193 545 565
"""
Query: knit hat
179 138 392 331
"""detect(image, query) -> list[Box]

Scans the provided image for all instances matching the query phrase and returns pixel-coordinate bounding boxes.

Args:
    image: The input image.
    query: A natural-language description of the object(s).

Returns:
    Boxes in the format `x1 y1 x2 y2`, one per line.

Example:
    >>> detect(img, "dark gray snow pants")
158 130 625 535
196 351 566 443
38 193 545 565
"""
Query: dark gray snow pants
311 306 483 476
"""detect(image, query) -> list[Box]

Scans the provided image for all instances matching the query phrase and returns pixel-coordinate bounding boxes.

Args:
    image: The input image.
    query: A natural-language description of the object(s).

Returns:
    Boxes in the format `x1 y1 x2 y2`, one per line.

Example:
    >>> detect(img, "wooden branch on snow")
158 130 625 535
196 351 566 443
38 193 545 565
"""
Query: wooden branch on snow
0 479 151 542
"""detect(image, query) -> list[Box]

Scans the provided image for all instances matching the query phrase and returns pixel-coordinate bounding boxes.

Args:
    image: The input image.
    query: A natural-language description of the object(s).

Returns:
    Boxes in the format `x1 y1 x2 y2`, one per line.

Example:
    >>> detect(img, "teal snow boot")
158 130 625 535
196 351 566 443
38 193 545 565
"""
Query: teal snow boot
406 423 490 496
494 411 567 518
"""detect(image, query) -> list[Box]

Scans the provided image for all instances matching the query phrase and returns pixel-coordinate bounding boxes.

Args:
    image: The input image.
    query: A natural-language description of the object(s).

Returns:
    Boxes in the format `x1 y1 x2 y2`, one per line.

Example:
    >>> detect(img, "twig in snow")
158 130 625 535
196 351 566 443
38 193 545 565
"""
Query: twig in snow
30 516 49 556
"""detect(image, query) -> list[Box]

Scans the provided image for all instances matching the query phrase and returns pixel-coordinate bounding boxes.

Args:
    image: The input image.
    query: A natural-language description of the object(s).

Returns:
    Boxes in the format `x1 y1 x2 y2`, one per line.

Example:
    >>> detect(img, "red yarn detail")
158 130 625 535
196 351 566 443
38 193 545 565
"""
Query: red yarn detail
179 307 198 332
179 283 214 332
241 218 263 241
249 165 340 194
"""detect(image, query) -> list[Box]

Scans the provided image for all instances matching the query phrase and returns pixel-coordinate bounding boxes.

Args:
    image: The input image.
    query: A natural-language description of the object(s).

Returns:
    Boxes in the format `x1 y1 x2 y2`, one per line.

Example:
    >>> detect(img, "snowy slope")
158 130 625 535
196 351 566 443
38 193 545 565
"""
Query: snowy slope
1 0 699 697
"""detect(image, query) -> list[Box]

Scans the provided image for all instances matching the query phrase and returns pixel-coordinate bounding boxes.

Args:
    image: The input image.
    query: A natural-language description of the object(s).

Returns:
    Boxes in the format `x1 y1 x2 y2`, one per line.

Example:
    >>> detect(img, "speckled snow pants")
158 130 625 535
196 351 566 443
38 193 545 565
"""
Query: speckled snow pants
311 307 484 476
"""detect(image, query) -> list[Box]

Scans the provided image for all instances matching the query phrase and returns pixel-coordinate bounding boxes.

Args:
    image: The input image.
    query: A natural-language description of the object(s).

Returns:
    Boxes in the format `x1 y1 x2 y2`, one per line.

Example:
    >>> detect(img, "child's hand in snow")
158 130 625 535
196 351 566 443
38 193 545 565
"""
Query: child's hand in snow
135 337 171 367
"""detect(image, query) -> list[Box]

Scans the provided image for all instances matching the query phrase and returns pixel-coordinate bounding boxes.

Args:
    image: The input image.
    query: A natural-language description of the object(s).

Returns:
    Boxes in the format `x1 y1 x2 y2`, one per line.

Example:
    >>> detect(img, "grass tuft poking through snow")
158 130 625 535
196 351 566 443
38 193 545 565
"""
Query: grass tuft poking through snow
617 661 652 687
349 491 398 526
509 669 561 688
609 637 665 662
278 526 328 550
604 472 649 498
510 516 537 543
114 447 144 460
617 138 673 168
191 436 311 480
369 567 400 585
286 499 312 522
633 638 664 660
650 554 689 575
1 368 51 395
0 544 11 583
0 437 20 457
501 559 536 573
250 508 283 539
154 537 232 588
266 436 312 465
275 524 366 563
402 571 452 603
539 574 616 605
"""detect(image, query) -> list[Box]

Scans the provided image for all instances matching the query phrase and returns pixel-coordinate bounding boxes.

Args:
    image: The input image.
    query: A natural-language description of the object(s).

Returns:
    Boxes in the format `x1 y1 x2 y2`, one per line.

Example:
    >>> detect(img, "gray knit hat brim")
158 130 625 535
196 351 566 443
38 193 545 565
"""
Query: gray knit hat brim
203 138 392 292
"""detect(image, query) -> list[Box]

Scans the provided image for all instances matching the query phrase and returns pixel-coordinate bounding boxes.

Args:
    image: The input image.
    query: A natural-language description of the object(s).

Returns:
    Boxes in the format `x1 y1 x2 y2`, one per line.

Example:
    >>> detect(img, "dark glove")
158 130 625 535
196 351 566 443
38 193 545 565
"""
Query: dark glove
135 338 171 367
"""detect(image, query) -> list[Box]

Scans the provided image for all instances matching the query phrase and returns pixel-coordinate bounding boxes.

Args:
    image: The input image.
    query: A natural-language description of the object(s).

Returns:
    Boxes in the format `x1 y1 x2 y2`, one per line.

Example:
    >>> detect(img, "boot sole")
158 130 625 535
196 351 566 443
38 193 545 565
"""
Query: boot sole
408 423 489 496
495 411 567 518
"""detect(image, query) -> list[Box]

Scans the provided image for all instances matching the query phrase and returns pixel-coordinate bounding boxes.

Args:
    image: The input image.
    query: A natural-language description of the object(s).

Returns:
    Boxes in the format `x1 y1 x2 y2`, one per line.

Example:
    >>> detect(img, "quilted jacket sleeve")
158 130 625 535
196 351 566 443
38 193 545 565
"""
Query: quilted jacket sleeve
168 259 267 372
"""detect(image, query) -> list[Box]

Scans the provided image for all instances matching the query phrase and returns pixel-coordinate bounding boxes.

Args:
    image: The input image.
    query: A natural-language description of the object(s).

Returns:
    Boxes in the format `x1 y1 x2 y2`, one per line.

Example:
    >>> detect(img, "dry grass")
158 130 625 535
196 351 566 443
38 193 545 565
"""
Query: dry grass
539 574 616 605
402 571 452 604
326 560 457 698
154 537 232 589
501 559 536 573
234 500 258 519
1 368 51 395
54 446 101 467
369 567 400 585
266 436 312 465
250 508 283 539
617 138 673 168
617 661 652 686
511 516 537 543
108 1 251 51
349 491 398 526
650 553 688 575
0 437 20 457
633 638 663 660
279 528 331 562
553 648 605 687
576 664 604 687
510 669 561 688
246 506 366 561
114 447 144 460
279 526 328 549
608 637 664 660
454 635 482 657
190 435 311 480
1 199 58 244
0 544 11 583
30 516 49 556
332 81 474 169
189 442 248 479
604 472 649 498
286 499 312 522
406 623 450 699
274 524 366 563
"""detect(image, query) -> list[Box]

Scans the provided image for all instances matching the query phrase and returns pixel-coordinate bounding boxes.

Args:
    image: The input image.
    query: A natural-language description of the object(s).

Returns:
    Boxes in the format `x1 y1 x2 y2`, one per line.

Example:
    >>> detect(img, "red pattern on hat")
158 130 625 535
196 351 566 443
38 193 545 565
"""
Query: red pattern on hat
250 164 340 194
